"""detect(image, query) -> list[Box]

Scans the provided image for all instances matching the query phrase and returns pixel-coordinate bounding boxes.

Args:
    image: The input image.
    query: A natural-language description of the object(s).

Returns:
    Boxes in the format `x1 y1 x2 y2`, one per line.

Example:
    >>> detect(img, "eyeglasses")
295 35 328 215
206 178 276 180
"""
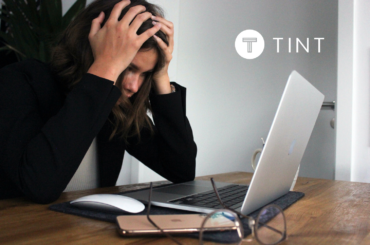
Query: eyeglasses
146 182 182 245
200 178 287 245
146 179 287 245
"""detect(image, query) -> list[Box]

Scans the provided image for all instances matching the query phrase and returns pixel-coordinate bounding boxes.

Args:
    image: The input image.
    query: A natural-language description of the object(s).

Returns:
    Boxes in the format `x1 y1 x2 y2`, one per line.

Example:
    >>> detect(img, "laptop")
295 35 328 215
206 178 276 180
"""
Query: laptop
123 70 325 215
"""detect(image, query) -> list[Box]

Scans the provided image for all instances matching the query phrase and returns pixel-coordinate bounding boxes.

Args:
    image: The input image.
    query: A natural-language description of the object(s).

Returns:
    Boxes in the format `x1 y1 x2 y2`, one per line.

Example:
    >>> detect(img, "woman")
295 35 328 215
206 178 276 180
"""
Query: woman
0 0 197 203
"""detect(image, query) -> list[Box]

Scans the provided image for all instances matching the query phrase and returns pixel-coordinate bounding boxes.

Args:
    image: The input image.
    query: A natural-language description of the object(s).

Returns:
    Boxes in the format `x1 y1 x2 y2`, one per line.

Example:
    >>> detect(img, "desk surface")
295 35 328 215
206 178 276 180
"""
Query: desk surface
1 172 370 244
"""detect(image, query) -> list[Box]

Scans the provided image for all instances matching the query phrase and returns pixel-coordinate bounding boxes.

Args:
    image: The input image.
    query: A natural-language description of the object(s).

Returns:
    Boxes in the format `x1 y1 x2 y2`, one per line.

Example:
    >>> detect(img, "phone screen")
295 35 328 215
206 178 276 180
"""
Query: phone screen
116 213 237 236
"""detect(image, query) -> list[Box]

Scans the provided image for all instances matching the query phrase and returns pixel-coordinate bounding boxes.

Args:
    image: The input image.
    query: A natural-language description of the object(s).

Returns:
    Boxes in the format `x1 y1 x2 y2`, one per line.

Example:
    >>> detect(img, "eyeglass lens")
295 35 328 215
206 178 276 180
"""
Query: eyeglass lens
209 178 286 245
255 205 286 245
199 209 244 245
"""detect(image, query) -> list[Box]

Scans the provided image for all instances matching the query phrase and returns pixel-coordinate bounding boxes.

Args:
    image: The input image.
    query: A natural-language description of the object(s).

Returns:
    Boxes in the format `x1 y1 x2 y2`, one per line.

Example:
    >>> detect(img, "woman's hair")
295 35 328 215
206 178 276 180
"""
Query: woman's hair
50 0 168 140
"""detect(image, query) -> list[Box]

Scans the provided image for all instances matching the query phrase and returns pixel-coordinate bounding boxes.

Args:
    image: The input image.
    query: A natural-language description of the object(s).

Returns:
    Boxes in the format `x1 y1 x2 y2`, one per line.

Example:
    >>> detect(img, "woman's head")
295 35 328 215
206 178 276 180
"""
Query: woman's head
51 0 169 140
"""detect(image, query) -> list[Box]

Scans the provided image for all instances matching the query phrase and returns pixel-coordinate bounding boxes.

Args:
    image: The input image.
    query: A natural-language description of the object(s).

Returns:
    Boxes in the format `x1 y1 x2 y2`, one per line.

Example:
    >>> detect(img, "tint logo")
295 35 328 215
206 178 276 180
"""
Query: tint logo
273 38 325 53
235 29 265 59
235 29 325 60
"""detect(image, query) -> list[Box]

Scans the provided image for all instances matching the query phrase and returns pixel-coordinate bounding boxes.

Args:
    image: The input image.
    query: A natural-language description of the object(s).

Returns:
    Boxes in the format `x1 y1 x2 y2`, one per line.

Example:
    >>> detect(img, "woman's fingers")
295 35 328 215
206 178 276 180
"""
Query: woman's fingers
89 11 105 39
88 3 174 82
152 15 173 29
109 0 131 22
120 5 146 25
129 11 152 32
155 22 173 37
151 16 174 54
150 16 174 92
137 22 162 45
154 34 168 51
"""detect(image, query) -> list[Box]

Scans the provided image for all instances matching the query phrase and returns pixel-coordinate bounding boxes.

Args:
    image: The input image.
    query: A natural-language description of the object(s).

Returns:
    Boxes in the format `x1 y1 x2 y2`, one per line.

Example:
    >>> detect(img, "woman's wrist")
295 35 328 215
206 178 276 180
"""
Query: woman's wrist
87 62 122 84
153 74 172 94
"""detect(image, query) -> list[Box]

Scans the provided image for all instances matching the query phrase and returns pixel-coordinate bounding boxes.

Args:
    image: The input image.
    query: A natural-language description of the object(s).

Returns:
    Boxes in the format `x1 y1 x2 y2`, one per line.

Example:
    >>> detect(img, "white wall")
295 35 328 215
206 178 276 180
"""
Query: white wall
337 0 370 183
336 0 354 181
176 0 337 178
352 0 370 183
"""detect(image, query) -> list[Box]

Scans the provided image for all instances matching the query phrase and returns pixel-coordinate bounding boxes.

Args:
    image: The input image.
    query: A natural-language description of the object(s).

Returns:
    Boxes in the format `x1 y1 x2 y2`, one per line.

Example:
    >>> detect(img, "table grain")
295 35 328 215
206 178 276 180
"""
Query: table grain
1 172 370 244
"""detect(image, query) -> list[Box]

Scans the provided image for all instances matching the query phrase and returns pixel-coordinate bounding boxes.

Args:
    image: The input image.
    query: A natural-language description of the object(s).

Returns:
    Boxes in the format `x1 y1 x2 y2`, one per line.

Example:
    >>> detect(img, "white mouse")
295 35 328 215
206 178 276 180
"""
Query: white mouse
70 194 145 213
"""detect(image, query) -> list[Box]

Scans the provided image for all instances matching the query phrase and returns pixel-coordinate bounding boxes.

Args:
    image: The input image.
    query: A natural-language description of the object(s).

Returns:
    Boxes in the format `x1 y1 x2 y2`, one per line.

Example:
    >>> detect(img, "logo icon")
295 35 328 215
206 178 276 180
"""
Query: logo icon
235 29 265 59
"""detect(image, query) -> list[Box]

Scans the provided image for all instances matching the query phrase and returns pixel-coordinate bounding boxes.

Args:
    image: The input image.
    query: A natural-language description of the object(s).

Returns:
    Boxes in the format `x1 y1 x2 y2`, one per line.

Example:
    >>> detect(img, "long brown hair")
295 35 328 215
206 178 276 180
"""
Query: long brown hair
50 0 168 140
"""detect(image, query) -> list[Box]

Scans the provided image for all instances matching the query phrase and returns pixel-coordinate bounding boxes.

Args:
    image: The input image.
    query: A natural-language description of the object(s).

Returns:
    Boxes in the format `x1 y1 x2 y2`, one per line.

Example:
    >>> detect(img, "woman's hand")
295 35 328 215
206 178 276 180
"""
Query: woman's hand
151 15 174 94
87 0 161 84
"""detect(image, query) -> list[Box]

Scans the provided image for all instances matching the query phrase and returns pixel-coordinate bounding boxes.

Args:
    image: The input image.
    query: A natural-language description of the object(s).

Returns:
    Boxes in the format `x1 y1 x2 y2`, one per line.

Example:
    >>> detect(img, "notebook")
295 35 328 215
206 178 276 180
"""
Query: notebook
123 70 324 215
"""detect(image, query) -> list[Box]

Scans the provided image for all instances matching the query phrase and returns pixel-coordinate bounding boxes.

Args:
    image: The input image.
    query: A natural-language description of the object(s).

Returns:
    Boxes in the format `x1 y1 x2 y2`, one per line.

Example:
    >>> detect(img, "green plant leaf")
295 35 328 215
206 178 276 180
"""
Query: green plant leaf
38 40 47 62
26 0 39 23
0 46 10 52
0 30 16 48
53 0 63 25
40 0 63 32
38 0 51 31
4 10 39 58
0 14 11 23
0 46 15 58
16 0 40 26
0 0 86 62
2 0 23 20
0 42 25 58
2 0 40 58
0 7 10 16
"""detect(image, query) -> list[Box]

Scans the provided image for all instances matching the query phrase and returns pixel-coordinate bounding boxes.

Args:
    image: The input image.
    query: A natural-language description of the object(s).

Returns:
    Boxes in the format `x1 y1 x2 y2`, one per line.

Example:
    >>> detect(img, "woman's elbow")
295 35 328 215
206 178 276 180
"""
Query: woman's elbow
173 149 197 183
30 193 60 204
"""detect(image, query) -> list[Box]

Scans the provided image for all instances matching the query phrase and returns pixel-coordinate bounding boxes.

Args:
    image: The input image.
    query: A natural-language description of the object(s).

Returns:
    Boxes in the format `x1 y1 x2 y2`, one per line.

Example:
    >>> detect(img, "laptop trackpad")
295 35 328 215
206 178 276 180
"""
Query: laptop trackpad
154 185 211 195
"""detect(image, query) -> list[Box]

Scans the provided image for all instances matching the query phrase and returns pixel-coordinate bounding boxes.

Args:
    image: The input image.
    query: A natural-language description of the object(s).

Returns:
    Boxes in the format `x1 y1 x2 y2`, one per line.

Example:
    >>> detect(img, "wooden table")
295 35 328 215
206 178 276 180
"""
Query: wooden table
1 172 370 244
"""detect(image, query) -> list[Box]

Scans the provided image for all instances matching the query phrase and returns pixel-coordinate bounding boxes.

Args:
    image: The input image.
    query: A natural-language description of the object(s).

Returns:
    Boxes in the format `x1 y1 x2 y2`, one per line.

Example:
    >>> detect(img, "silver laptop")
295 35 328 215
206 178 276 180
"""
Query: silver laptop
123 70 324 215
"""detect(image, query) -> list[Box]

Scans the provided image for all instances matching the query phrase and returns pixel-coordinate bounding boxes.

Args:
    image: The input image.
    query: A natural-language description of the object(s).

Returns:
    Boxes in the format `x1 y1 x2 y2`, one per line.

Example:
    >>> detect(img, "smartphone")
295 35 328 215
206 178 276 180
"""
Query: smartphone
116 214 237 236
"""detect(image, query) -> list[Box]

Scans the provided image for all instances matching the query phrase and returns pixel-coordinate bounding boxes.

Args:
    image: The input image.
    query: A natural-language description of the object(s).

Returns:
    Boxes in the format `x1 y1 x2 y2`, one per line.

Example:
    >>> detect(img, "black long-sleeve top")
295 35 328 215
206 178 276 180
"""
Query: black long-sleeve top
0 59 197 204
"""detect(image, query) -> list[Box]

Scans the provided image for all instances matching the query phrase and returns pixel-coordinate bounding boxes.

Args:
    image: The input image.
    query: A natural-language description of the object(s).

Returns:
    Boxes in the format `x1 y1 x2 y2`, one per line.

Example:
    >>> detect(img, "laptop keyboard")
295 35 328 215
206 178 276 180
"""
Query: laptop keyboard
169 184 248 209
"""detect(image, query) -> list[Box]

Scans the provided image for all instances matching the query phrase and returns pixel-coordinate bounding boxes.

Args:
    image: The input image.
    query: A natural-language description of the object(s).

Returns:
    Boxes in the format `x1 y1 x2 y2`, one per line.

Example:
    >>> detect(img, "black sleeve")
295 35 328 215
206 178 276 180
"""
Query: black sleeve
125 82 197 183
0 65 121 203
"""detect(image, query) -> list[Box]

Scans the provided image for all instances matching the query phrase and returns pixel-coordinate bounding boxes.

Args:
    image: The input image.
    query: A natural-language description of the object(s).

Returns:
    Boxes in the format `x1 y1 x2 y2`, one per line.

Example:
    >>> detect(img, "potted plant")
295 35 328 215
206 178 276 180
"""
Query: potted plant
0 0 86 63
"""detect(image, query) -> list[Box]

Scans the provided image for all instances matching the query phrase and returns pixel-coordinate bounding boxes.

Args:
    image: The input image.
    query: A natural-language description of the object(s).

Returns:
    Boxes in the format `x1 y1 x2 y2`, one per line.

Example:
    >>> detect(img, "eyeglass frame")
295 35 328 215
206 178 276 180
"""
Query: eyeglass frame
199 178 287 245
145 179 287 245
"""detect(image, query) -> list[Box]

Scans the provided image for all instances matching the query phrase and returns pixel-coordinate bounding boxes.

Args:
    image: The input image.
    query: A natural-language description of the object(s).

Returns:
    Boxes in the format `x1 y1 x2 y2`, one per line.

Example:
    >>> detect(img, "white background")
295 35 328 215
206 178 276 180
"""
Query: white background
336 0 370 183
142 0 338 182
